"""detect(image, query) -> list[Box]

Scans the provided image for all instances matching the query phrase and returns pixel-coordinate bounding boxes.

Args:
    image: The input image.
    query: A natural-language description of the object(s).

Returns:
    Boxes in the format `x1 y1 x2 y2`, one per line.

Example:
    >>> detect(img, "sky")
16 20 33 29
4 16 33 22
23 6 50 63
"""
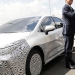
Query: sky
0 0 75 25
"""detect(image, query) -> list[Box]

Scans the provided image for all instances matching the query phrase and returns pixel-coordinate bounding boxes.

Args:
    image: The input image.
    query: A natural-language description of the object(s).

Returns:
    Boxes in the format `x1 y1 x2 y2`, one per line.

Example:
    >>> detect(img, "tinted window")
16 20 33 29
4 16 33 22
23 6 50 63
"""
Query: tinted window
41 17 55 26
53 17 62 23
53 17 63 28
0 17 41 33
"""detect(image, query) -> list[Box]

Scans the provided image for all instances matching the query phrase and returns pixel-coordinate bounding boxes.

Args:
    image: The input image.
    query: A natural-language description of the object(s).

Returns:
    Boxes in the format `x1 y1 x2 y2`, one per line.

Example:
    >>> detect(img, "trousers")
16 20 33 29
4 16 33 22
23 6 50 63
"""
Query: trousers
63 34 74 64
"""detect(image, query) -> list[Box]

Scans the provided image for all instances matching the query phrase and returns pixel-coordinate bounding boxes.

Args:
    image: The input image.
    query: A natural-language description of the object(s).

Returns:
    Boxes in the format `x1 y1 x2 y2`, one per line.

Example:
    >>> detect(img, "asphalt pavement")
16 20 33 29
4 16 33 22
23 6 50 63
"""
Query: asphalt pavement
41 50 75 75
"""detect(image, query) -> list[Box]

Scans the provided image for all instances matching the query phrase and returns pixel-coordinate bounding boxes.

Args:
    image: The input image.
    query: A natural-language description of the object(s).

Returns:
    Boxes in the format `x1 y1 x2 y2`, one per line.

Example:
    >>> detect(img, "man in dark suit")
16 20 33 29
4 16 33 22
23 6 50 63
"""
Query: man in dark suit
62 0 75 69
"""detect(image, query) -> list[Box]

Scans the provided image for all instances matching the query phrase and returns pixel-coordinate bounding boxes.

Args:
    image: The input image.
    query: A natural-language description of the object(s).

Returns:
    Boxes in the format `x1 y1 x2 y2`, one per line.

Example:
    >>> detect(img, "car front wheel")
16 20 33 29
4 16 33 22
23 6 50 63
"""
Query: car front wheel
26 49 43 75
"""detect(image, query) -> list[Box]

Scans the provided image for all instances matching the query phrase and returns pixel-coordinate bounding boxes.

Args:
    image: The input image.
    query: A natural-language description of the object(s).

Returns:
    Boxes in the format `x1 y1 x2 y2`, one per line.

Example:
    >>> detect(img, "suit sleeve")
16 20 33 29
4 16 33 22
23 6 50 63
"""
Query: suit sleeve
62 7 75 18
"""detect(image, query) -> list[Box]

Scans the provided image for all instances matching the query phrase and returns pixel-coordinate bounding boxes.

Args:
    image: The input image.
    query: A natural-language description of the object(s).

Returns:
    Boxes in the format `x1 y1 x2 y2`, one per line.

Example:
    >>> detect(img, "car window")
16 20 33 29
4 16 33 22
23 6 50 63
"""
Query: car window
53 17 63 28
41 17 55 26
0 17 41 33
53 17 62 22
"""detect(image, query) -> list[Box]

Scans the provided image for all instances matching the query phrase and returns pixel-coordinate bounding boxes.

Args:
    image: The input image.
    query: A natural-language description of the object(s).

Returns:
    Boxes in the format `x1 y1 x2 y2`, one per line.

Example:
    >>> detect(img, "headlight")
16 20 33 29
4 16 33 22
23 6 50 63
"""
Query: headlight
0 55 11 61
0 39 26 56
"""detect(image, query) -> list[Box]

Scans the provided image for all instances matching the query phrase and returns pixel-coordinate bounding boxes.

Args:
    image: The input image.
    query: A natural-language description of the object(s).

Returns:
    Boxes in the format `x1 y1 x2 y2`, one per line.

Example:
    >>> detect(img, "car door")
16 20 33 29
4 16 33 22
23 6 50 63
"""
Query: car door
52 17 64 54
39 16 61 61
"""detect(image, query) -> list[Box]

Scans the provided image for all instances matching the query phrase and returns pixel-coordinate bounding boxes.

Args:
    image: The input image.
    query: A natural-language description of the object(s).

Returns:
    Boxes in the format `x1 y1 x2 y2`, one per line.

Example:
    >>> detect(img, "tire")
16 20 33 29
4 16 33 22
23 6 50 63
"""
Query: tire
26 49 43 75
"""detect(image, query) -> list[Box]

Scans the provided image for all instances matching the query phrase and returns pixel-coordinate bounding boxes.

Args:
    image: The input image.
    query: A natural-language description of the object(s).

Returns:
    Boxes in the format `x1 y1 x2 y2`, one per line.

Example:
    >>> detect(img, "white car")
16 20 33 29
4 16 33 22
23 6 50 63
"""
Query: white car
0 16 64 75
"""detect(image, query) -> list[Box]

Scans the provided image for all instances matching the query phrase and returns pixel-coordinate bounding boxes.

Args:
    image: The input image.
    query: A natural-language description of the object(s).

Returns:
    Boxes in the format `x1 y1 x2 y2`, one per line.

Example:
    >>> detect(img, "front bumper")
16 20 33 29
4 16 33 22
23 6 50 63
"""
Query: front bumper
0 39 30 75
0 61 26 75
0 61 13 75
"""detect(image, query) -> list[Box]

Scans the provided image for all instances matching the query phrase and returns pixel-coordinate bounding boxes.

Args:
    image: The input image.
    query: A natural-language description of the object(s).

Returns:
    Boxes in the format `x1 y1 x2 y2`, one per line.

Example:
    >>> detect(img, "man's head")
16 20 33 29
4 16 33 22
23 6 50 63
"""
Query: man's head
65 0 73 5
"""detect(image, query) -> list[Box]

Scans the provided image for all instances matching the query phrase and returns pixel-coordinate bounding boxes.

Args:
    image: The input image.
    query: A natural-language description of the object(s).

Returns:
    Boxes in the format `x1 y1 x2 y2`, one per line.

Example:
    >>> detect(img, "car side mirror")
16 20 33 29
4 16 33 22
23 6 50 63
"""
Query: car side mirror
55 22 63 28
45 25 55 31
60 23 63 27
55 22 63 26
44 25 55 35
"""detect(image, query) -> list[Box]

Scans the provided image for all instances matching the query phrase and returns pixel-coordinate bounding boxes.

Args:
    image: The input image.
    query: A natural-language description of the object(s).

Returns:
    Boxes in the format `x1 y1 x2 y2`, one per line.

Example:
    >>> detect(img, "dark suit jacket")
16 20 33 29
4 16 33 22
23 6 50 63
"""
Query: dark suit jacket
62 4 75 34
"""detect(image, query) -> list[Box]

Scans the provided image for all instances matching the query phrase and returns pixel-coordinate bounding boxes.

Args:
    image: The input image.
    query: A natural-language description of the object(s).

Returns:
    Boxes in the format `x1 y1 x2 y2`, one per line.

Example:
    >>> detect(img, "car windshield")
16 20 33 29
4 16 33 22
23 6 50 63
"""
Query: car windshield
0 16 41 33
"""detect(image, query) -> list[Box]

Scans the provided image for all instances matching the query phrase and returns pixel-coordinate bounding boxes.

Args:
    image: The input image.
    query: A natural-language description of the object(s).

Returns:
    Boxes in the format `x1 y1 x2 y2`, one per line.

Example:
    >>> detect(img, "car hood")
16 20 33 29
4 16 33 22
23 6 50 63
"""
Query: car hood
0 32 30 48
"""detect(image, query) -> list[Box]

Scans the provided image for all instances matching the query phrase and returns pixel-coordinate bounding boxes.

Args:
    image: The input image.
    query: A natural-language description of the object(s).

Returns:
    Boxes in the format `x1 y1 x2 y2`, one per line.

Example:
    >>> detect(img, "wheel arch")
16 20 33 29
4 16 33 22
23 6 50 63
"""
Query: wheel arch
28 46 45 64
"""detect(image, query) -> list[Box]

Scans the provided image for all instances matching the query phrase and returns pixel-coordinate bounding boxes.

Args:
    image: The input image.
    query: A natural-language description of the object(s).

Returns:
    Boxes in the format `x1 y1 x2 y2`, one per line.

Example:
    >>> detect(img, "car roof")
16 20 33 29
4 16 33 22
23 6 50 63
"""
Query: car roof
41 15 60 18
